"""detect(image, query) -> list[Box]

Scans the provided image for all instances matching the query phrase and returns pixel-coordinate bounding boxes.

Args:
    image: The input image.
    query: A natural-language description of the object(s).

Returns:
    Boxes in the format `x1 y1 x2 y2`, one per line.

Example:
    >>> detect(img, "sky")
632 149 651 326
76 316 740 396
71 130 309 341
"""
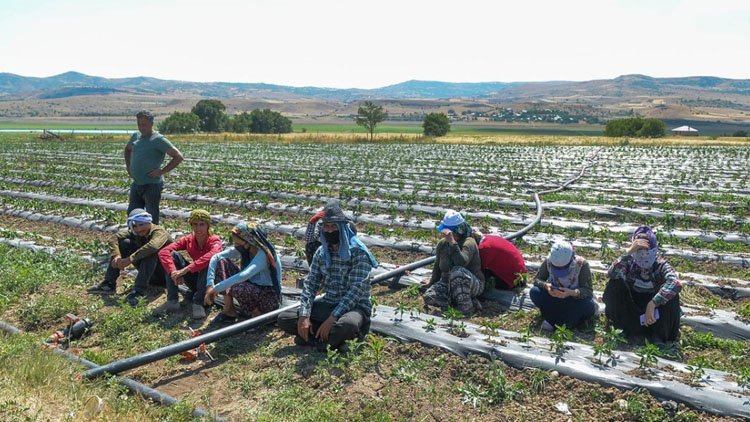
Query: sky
1 0 748 89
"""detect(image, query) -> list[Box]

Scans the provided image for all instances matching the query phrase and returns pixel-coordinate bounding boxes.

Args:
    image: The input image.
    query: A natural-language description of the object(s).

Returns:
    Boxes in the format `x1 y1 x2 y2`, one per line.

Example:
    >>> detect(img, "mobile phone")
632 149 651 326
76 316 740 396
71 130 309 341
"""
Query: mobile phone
639 308 660 326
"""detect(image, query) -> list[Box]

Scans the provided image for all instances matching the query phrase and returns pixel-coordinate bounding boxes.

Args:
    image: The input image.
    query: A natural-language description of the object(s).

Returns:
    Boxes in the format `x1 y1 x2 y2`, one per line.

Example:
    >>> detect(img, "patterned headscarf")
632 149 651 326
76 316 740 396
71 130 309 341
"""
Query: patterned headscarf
231 222 282 301
188 209 211 225
630 225 659 271
127 209 152 230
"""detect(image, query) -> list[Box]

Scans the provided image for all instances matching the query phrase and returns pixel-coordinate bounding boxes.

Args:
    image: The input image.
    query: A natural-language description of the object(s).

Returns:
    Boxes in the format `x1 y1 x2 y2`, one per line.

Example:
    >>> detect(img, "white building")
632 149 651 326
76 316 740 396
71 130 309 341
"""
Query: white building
671 125 699 136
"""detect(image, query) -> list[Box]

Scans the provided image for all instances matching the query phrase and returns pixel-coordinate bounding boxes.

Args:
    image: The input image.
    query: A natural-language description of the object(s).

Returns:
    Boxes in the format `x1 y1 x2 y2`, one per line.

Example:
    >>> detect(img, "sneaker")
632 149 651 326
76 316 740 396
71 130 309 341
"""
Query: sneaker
88 282 116 294
541 320 554 332
125 291 146 307
209 312 237 325
154 300 180 316
191 304 207 319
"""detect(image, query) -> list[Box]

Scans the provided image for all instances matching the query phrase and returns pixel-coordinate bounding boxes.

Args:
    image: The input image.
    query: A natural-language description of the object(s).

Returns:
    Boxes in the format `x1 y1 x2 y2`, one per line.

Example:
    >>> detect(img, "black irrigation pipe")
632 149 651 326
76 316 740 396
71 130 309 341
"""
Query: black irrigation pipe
0 321 223 421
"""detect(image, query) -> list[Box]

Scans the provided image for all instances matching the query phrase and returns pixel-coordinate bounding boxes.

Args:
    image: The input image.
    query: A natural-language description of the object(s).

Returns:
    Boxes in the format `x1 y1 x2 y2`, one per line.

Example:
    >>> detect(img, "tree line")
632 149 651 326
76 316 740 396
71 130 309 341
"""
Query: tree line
604 117 666 138
159 99 452 138
159 100 292 134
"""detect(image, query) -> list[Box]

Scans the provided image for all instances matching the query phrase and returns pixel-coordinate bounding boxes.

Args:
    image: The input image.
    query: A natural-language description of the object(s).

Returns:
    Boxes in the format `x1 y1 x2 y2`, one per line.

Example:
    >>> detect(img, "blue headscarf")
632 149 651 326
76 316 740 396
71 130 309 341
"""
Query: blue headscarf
319 222 378 269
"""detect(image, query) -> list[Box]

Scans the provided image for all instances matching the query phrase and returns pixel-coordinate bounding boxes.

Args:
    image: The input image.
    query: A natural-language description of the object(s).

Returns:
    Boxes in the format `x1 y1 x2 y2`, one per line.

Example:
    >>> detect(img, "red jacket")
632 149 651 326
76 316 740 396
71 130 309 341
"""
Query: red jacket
158 234 223 274
478 235 526 289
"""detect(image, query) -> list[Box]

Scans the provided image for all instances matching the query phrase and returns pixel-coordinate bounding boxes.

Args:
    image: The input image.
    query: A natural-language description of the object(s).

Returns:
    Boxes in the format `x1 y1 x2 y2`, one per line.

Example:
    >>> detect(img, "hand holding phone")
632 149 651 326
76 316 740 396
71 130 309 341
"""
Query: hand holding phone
639 308 660 326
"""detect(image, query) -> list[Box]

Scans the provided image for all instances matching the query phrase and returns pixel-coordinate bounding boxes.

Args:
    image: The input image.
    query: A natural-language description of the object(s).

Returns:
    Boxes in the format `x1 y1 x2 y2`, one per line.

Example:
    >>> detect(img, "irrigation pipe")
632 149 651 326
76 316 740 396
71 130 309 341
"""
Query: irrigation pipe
0 321 223 421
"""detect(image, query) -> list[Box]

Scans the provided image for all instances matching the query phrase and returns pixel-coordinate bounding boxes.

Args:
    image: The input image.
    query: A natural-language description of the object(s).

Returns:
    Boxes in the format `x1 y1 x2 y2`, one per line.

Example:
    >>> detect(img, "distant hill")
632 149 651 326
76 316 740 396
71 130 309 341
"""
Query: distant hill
1 72 749 129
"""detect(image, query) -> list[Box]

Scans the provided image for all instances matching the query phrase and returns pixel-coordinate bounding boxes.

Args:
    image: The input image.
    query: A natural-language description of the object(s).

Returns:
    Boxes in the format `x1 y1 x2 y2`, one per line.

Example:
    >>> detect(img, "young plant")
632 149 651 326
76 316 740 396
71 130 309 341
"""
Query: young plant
736 367 750 390
528 368 550 393
685 357 707 384
486 364 524 404
421 317 437 333
443 306 464 327
404 283 422 300
550 324 573 358
370 296 379 317
513 272 528 288
394 302 409 322
519 326 536 348
366 334 385 369
451 321 468 337
480 319 500 341
635 341 661 370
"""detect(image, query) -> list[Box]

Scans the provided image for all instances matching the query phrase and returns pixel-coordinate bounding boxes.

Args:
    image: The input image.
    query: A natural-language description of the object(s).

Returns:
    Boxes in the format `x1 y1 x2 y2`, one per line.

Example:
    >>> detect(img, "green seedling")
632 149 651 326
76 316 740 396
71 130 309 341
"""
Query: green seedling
550 324 573 358
480 319 500 340
635 341 661 370
519 326 536 348
443 306 464 327
423 317 437 332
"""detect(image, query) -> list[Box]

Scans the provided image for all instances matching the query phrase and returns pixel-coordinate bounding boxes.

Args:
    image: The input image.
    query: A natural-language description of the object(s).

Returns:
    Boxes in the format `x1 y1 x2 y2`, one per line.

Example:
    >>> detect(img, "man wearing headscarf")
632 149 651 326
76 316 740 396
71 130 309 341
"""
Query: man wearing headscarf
277 200 378 351
203 222 283 324
422 209 485 316
157 209 223 319
603 226 682 343
88 208 173 307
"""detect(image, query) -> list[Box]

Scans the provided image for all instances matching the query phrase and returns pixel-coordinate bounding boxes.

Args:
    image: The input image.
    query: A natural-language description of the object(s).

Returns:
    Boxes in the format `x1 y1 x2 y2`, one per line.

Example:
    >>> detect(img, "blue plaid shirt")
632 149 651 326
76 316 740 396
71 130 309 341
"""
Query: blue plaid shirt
300 245 373 318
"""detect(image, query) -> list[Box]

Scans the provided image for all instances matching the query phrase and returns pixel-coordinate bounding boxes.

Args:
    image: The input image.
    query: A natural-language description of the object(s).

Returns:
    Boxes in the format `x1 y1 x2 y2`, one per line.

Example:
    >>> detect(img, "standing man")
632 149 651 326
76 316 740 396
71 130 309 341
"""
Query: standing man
125 110 183 224
278 201 378 351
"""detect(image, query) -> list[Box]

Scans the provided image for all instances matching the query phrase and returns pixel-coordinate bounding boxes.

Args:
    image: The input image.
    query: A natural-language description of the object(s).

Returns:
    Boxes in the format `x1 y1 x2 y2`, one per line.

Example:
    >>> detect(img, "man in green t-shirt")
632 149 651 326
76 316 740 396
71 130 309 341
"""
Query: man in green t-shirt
124 111 183 224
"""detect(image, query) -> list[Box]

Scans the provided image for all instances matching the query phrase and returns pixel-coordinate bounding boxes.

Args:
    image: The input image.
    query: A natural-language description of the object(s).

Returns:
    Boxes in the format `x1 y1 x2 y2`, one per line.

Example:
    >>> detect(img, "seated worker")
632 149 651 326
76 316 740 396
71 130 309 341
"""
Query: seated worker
204 222 282 324
157 209 223 319
478 234 527 290
603 226 682 343
88 209 172 306
277 200 378 351
422 210 485 316
530 240 597 331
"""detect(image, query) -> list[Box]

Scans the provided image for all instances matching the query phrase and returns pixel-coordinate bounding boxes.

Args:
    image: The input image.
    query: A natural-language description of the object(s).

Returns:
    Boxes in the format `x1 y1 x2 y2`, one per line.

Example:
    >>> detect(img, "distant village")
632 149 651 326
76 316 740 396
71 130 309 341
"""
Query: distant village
388 108 602 124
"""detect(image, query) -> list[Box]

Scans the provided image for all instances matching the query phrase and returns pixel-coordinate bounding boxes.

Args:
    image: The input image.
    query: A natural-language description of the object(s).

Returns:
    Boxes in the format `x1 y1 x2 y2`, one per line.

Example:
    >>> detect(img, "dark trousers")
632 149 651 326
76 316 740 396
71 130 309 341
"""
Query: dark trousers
277 300 370 349
128 182 163 225
104 238 164 294
602 278 681 342
165 252 207 305
529 285 597 328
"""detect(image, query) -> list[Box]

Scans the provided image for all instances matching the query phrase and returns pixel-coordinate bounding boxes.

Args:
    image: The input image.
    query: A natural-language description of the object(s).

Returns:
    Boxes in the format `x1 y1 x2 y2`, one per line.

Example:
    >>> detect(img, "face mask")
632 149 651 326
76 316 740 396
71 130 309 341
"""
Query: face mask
324 230 340 245
633 248 658 270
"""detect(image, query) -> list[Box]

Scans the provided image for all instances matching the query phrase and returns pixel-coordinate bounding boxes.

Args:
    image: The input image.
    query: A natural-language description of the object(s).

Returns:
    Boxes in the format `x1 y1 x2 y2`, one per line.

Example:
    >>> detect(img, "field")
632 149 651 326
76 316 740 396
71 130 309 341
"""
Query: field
1 133 749 421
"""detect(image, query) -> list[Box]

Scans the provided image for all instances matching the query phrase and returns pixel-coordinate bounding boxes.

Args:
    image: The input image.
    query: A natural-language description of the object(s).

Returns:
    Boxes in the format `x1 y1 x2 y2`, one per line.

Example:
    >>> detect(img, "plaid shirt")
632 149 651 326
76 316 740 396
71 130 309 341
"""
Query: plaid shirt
300 245 373 318
607 254 682 306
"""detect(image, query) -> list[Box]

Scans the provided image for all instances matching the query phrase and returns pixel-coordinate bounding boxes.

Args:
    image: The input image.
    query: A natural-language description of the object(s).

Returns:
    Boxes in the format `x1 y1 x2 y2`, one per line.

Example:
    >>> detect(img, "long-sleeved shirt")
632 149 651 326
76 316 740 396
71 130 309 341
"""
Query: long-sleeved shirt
206 247 273 293
429 237 485 286
607 254 682 306
158 233 223 274
300 245 373 319
533 257 594 300
109 225 172 264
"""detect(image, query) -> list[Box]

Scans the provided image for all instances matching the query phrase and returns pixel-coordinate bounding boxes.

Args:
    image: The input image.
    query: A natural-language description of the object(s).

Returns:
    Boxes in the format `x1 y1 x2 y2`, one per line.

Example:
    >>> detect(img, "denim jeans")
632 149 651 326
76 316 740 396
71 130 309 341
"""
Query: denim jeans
104 237 163 295
529 285 597 329
164 252 207 305
128 182 163 224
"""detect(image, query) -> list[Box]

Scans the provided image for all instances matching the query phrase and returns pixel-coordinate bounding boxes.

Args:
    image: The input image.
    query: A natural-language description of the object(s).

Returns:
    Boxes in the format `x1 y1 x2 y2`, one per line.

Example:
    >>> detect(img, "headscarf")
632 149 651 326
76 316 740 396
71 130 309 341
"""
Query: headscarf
231 222 282 302
437 209 472 237
127 209 152 230
318 222 378 269
629 225 659 271
188 209 211 225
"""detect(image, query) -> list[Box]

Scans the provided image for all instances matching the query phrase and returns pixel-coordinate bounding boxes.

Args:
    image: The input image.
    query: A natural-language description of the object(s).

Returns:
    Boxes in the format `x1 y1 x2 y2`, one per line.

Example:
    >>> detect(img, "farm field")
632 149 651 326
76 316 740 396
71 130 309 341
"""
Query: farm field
1 133 749 421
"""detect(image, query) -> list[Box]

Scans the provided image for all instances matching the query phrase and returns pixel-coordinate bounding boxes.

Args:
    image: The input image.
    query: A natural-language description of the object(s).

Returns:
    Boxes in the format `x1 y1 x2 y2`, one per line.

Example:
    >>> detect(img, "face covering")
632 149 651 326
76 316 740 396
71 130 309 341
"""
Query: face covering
633 248 658 270
324 230 340 245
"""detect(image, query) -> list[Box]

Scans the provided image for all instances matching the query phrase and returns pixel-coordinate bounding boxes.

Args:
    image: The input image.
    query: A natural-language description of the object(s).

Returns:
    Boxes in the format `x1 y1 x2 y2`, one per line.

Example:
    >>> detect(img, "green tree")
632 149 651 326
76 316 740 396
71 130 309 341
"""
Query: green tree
229 112 254 133
157 112 199 134
636 118 666 138
604 117 665 138
355 101 387 141
191 99 227 132
423 112 451 137
249 109 293 134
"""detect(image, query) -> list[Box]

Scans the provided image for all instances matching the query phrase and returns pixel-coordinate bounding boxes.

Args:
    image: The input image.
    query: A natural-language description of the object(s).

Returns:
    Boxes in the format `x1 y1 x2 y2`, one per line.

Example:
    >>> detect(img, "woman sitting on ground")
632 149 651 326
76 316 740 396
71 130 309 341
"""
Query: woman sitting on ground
603 225 682 343
422 210 485 316
204 222 283 324
530 240 597 331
